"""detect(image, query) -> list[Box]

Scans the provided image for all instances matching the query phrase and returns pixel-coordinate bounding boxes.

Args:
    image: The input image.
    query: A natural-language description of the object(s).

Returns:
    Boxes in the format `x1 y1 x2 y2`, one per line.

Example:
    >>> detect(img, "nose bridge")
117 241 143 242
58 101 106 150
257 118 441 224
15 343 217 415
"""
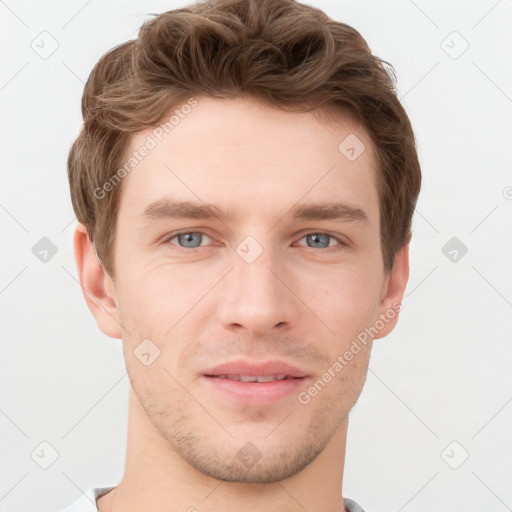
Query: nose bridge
217 236 299 335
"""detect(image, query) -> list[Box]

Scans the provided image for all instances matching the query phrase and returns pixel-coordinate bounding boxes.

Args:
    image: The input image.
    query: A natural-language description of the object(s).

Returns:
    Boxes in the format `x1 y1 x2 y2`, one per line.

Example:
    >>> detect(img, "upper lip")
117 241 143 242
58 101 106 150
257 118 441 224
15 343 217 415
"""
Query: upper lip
203 360 308 378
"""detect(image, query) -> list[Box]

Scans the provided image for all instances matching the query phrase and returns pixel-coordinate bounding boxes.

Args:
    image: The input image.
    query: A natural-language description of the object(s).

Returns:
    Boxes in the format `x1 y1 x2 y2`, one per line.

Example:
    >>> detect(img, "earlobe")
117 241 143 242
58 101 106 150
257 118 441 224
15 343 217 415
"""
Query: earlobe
373 243 410 340
73 223 122 339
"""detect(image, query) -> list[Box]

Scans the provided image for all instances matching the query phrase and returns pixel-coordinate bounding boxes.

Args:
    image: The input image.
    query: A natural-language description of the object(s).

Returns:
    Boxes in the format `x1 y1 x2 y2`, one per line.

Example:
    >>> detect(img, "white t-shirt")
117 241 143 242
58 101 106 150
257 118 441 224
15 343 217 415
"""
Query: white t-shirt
60 486 367 511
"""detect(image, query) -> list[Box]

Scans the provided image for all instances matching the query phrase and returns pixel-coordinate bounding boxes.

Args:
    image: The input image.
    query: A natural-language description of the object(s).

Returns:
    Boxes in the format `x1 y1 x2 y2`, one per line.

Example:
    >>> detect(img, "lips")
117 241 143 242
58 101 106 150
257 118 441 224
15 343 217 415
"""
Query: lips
203 360 308 379
210 374 289 383
201 360 310 404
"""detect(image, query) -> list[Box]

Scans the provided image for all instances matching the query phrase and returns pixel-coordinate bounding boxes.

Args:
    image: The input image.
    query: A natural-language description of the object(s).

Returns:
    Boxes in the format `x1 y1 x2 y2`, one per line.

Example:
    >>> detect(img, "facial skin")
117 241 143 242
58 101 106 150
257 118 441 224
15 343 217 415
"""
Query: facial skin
74 96 409 512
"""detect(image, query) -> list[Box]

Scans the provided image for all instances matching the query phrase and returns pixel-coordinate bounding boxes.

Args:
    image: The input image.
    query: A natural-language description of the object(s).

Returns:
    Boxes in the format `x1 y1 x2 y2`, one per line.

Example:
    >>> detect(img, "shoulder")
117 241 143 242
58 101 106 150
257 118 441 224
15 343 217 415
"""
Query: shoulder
344 496 368 512
60 486 116 512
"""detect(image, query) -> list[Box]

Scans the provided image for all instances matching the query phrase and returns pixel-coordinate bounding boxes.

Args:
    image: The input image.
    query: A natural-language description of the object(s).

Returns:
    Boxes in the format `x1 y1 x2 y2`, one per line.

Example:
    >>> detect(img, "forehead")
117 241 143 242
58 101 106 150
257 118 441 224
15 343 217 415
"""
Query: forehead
118 96 379 223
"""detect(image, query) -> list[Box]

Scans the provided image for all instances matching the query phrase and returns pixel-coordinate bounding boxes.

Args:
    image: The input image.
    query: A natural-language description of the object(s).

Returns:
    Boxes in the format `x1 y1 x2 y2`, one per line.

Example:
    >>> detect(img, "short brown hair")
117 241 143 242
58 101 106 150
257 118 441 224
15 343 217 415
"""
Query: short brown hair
68 0 421 277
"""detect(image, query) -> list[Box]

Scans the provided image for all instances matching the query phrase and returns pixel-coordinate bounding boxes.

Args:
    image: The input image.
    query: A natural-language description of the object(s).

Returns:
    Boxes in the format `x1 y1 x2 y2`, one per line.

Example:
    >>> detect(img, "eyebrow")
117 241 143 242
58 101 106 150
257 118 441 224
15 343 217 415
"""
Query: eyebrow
141 198 368 224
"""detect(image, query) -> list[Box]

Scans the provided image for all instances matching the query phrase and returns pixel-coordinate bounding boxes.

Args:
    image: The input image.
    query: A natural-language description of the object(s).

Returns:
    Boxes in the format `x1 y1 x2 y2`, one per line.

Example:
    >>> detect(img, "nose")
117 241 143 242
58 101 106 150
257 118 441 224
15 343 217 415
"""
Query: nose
217 245 300 337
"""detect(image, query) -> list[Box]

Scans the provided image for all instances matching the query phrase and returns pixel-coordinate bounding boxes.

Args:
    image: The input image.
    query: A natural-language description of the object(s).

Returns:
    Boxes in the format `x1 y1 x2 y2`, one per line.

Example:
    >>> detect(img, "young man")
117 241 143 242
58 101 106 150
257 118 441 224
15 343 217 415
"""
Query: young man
64 0 421 510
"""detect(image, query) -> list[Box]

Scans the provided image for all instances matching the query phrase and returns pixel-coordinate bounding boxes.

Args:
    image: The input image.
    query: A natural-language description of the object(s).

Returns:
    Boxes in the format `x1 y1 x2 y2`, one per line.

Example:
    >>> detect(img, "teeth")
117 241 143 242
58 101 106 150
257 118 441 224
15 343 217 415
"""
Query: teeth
238 375 258 382
253 375 281 383
215 374 288 382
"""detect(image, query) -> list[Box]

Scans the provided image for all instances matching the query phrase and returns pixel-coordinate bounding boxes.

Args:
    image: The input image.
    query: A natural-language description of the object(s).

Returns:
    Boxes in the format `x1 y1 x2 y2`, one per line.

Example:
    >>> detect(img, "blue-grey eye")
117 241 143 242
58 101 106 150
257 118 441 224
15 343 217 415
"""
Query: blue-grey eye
176 232 204 248
306 233 332 249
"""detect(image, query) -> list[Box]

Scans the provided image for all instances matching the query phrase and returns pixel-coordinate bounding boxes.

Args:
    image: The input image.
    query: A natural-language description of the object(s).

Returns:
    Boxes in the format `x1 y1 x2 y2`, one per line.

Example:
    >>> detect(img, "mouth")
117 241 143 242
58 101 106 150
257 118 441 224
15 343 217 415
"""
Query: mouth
201 374 307 405
201 360 309 404
205 374 301 383
203 359 308 379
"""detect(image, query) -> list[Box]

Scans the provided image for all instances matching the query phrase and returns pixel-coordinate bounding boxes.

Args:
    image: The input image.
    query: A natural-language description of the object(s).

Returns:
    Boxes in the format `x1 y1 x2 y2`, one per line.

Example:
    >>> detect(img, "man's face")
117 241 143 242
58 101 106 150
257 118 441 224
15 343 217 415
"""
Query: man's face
104 96 402 483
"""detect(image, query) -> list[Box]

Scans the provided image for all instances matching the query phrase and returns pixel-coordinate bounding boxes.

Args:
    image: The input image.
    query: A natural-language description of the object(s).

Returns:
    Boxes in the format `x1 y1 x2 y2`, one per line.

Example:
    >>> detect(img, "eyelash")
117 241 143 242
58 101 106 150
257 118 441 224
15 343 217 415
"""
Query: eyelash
163 230 347 253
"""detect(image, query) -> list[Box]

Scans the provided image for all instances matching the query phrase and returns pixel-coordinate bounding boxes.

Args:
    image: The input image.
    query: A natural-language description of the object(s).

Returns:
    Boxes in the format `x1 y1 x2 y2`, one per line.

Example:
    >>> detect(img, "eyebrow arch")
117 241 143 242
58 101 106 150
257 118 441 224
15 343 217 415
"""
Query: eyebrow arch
141 199 237 223
287 201 367 223
141 198 368 224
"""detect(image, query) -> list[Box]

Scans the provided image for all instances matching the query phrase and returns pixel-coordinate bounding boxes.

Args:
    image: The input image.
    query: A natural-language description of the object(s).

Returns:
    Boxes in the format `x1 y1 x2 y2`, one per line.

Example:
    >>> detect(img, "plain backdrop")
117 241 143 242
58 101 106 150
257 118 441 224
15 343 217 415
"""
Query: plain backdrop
1 0 511 510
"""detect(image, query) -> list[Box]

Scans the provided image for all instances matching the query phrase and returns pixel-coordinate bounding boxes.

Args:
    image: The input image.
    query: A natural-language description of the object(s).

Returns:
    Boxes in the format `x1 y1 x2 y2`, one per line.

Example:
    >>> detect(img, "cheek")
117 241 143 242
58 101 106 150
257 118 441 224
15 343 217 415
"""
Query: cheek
115 275 171 354
116 264 187 323
116 278 188 396
304 266 381 336
115 267 215 372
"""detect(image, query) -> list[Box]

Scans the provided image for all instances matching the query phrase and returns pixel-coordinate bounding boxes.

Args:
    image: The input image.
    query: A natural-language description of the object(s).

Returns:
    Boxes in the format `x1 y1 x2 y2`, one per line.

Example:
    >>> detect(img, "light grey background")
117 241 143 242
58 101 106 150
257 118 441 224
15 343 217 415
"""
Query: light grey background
1 0 511 510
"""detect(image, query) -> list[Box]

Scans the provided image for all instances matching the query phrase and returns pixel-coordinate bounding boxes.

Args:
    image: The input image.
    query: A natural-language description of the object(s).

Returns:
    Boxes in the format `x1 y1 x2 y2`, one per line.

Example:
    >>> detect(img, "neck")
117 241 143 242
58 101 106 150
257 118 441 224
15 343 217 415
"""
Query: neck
98 387 348 512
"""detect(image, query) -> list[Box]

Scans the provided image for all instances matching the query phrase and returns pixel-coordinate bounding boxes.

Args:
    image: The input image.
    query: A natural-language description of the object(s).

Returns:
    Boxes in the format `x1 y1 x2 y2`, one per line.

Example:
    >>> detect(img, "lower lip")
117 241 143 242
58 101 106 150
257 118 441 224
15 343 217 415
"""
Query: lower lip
201 375 308 405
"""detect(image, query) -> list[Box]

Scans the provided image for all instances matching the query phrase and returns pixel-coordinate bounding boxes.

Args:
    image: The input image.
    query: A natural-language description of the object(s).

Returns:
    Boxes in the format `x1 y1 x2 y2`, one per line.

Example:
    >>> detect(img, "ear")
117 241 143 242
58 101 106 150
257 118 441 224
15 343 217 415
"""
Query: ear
73 223 122 339
373 243 410 340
